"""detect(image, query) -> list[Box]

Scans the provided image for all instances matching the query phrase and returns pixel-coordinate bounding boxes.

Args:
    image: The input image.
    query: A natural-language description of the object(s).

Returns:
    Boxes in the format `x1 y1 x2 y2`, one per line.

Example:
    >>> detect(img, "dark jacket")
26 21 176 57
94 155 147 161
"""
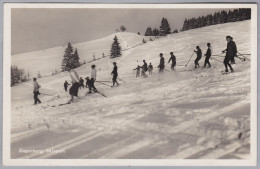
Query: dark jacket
64 81 69 88
225 40 237 57
206 47 212 58
159 57 165 68
143 62 148 71
168 55 176 65
111 65 118 76
79 79 84 85
195 49 202 59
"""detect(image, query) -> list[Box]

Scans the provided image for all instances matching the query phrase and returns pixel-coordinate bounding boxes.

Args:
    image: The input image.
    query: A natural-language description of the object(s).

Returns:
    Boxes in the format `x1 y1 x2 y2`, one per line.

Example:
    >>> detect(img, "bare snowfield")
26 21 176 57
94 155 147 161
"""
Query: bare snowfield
11 20 251 159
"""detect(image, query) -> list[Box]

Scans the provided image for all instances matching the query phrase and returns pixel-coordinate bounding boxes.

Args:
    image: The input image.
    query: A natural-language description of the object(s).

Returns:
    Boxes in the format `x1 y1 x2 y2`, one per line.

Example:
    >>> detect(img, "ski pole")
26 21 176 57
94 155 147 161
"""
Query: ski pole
95 81 111 87
238 52 251 61
211 57 222 63
118 77 126 83
40 93 60 98
185 51 194 67
95 80 111 83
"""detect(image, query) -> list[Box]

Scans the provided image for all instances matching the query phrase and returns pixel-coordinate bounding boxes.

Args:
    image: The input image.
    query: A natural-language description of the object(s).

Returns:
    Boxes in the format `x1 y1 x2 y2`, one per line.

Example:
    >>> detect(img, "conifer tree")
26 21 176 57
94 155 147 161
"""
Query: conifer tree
110 36 121 58
159 17 171 36
145 27 153 36
153 28 160 36
61 42 74 71
61 42 80 71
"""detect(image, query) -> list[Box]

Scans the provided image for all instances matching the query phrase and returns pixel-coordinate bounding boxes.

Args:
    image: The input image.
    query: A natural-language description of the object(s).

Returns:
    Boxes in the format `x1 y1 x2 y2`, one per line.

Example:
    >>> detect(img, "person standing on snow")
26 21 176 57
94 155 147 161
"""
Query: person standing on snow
79 77 84 89
158 53 165 73
204 43 212 68
168 52 176 71
148 63 153 75
33 78 41 105
222 35 237 67
133 65 141 78
111 62 119 86
89 65 97 93
69 69 81 102
194 46 202 69
64 80 70 92
85 77 91 88
141 60 148 78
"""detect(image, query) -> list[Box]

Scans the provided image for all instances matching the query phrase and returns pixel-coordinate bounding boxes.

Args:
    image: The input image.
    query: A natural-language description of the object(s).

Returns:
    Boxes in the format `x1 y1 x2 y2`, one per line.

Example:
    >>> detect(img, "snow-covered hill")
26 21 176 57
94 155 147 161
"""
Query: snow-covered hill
11 32 149 76
11 20 252 159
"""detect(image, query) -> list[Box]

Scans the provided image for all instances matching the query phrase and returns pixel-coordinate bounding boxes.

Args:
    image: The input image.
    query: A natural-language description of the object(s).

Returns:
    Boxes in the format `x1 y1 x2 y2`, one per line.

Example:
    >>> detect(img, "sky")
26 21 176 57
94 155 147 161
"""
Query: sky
11 8 231 55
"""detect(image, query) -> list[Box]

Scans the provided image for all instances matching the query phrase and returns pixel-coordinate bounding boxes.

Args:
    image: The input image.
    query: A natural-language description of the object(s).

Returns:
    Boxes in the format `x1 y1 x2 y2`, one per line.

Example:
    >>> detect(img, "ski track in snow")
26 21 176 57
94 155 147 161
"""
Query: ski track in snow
11 21 251 159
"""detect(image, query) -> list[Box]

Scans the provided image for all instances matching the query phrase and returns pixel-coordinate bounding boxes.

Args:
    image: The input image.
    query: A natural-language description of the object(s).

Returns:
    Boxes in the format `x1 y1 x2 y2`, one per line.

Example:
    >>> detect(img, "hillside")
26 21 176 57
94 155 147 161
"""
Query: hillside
11 20 252 159
11 32 150 76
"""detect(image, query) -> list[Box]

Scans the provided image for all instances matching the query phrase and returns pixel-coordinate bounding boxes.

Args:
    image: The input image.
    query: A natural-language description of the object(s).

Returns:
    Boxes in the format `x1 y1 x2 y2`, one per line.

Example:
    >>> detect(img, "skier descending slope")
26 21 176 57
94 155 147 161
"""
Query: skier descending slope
89 65 97 93
222 35 236 73
204 43 212 68
194 46 202 69
158 53 165 73
69 69 81 102
133 65 141 78
168 52 176 71
33 78 41 105
111 62 119 87
141 60 148 78
148 63 153 75
64 80 70 92
79 77 84 89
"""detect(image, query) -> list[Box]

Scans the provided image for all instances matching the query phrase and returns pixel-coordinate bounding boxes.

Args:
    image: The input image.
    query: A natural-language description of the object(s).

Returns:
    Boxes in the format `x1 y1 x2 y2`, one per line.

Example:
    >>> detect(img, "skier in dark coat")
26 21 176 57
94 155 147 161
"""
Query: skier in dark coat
69 69 81 102
222 36 235 72
194 46 202 69
64 80 70 92
89 65 97 93
204 43 212 68
141 60 148 78
79 77 84 89
33 78 41 105
158 53 165 73
85 77 91 88
111 62 119 86
168 52 176 71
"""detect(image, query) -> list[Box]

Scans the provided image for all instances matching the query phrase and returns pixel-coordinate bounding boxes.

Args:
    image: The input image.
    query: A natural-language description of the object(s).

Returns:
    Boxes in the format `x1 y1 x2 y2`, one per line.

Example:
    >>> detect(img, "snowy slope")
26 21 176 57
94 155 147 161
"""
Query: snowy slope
11 20 251 159
11 32 149 77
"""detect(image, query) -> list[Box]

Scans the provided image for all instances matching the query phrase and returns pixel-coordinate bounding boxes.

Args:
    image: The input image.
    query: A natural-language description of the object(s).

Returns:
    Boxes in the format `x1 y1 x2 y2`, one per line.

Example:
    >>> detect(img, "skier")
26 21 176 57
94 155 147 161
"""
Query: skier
141 60 148 78
79 77 84 89
194 46 202 69
222 36 236 72
89 65 97 93
33 78 41 105
85 77 91 88
158 53 165 73
204 43 212 68
168 52 176 71
69 69 81 102
148 63 153 75
64 80 70 92
111 62 119 86
133 65 141 78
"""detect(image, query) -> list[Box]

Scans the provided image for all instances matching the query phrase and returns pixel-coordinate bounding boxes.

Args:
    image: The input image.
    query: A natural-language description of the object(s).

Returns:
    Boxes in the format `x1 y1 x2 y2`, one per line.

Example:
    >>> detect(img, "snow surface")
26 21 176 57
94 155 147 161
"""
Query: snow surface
11 20 251 159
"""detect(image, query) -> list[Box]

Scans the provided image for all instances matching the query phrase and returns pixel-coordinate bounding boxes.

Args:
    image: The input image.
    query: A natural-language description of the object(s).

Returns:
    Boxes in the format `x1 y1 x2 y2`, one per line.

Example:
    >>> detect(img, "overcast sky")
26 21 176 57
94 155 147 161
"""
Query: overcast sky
11 8 231 55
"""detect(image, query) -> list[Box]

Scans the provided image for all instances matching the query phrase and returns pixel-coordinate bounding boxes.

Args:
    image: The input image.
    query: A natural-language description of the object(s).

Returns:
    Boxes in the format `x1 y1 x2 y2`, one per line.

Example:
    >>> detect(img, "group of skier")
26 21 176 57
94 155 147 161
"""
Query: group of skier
133 60 154 78
32 35 239 104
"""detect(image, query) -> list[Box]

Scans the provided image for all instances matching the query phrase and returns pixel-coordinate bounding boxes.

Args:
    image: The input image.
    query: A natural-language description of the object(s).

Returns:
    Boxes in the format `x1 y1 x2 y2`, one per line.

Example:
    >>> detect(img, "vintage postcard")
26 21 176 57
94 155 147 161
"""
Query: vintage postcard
3 3 257 166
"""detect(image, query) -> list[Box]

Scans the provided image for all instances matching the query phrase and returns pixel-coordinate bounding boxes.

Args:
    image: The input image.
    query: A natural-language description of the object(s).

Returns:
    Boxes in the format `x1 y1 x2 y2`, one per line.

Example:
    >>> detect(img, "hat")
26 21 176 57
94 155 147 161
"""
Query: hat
226 35 232 39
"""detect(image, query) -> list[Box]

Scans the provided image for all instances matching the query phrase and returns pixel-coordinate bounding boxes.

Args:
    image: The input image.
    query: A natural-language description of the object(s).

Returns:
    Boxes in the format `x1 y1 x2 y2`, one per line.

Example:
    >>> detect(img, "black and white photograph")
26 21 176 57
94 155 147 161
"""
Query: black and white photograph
3 3 257 166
